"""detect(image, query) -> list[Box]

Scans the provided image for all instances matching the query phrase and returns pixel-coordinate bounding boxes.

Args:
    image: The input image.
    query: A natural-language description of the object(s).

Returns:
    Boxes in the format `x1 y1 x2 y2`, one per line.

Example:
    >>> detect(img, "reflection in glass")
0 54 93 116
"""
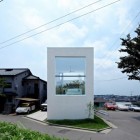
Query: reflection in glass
55 57 85 95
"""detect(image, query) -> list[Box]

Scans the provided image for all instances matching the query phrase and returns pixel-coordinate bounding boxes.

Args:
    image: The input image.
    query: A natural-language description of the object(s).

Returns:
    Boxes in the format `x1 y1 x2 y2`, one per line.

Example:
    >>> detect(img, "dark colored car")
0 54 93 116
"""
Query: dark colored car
104 102 117 110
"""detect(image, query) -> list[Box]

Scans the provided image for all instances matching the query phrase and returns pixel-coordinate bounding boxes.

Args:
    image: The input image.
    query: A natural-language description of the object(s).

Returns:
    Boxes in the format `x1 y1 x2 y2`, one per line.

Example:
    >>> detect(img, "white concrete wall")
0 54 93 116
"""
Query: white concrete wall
47 47 94 120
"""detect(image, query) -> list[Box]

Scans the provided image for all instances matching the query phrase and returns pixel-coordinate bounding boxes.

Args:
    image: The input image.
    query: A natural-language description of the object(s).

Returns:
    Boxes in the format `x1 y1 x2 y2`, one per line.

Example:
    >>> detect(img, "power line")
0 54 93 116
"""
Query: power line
95 10 140 70
0 0 103 45
94 10 140 84
95 76 127 82
0 0 121 50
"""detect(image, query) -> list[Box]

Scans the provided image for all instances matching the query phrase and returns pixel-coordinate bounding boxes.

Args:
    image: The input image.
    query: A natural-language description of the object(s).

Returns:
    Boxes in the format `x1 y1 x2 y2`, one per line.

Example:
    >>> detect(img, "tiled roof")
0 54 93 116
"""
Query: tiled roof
0 68 30 76
94 98 107 103
24 75 47 83
24 75 39 80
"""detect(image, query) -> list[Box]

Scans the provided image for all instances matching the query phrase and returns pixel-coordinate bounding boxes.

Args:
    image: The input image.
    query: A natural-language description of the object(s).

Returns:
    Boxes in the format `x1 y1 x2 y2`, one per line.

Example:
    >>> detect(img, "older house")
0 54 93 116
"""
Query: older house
0 68 47 113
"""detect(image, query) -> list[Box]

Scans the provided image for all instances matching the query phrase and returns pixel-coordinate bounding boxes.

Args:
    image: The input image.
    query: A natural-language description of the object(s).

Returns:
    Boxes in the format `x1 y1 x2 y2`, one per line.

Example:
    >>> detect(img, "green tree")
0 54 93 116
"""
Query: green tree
117 25 140 81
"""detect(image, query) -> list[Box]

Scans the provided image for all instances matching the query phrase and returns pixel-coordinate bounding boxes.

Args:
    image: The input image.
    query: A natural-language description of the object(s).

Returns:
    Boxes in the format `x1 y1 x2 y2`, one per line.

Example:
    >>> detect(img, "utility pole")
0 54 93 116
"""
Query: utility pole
131 91 133 102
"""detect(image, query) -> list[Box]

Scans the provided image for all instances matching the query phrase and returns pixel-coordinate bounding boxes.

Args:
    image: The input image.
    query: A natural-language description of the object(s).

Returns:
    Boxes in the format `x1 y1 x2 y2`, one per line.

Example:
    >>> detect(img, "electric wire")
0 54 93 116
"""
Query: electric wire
95 10 140 70
0 0 103 45
0 0 121 50
95 76 127 82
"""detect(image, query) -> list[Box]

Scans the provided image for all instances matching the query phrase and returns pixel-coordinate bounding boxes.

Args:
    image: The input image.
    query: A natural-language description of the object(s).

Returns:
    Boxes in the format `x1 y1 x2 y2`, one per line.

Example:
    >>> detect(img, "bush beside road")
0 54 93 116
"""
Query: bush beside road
0 121 67 140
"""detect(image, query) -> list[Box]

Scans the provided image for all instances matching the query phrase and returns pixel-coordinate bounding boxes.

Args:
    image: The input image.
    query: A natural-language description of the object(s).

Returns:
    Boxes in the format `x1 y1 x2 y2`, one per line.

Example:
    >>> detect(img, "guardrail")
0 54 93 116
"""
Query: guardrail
95 109 109 115
95 109 109 120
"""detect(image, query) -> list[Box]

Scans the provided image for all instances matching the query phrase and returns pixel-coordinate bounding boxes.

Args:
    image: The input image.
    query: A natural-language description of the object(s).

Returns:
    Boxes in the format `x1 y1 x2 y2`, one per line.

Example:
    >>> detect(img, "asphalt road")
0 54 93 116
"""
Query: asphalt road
0 111 140 140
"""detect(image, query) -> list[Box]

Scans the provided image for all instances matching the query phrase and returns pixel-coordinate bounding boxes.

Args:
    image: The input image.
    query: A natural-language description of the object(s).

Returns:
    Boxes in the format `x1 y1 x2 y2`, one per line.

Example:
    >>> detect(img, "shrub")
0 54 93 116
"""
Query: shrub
0 121 67 140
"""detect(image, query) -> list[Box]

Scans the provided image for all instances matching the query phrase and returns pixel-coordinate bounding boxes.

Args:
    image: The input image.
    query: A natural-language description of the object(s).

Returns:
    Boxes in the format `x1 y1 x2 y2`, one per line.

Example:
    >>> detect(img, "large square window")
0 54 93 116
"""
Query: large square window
55 57 85 95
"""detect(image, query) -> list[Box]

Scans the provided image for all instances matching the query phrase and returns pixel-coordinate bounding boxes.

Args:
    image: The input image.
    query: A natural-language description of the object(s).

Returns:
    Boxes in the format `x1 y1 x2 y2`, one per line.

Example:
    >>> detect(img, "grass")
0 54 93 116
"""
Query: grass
0 121 67 140
48 115 109 131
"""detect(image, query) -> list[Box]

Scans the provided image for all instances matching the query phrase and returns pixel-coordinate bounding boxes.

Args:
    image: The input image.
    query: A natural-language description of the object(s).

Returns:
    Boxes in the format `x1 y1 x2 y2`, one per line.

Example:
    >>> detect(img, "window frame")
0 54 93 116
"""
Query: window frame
55 56 86 96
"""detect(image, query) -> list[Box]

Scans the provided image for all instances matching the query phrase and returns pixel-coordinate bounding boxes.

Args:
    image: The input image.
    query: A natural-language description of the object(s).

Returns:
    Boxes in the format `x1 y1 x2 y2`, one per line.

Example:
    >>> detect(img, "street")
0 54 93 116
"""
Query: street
0 111 140 140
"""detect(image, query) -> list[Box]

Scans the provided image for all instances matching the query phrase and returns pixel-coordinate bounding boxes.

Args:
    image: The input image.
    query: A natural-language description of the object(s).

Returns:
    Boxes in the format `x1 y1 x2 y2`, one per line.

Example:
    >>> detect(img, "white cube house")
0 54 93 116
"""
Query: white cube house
47 47 94 120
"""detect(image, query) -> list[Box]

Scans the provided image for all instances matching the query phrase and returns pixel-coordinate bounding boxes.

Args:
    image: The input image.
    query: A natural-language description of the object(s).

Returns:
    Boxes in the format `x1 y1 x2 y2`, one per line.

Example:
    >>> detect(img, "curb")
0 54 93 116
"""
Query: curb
46 115 112 133
24 116 47 125
47 122 111 133
24 115 115 134
102 119 118 129
96 114 117 129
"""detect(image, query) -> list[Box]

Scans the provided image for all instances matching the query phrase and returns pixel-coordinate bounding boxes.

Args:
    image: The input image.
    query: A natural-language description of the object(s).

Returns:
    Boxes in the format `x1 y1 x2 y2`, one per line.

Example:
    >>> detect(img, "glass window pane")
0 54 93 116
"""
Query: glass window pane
55 57 85 95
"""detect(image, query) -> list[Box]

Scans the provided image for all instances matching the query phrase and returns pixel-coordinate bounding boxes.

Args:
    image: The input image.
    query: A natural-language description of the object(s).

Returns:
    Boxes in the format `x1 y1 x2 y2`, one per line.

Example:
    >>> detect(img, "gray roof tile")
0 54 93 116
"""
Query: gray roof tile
0 68 29 76
24 75 39 80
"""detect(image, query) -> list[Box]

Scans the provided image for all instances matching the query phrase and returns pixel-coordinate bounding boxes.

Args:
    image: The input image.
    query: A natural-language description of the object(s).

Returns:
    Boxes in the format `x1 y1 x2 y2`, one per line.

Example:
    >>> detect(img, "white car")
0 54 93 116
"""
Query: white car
129 105 140 112
16 103 35 114
41 100 47 111
117 104 129 111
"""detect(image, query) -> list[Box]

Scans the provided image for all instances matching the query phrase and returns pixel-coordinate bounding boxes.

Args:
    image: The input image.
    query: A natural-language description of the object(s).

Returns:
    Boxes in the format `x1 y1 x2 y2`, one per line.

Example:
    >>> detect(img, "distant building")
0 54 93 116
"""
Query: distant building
0 68 47 113
94 98 107 108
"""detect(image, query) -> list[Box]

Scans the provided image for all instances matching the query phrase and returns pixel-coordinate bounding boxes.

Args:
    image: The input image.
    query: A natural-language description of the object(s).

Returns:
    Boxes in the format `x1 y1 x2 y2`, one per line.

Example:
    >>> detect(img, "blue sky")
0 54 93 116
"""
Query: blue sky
0 0 140 95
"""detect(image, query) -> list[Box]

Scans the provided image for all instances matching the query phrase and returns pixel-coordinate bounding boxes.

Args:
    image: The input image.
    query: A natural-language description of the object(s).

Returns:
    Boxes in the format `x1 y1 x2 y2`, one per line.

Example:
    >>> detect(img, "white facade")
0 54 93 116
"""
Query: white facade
47 47 94 120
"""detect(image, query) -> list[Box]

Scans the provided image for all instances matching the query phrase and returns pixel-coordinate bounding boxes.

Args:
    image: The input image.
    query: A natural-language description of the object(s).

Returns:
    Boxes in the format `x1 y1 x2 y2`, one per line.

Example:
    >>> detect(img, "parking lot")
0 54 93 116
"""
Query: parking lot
107 111 140 137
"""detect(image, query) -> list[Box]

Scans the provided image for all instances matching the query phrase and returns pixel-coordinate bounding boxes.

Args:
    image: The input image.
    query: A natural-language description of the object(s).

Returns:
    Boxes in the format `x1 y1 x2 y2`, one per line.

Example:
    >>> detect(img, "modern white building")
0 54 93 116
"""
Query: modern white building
47 47 94 120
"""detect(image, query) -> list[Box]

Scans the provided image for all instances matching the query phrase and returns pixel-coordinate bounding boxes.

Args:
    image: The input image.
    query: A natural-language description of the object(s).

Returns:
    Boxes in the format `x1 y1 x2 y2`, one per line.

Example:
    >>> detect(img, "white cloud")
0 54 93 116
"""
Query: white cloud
95 57 116 70
1 0 140 95
57 0 87 11
83 37 109 56
19 8 45 29
57 0 72 8
33 22 88 48
58 22 88 38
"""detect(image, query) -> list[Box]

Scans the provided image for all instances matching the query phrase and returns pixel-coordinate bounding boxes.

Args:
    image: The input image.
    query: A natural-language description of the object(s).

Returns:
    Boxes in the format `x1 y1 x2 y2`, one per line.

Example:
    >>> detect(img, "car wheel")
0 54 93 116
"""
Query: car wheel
27 110 30 114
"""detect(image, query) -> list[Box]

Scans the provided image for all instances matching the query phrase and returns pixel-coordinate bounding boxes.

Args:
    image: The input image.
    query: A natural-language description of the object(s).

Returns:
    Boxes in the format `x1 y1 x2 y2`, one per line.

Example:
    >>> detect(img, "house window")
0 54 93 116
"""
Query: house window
5 82 12 88
55 57 85 95
43 84 47 90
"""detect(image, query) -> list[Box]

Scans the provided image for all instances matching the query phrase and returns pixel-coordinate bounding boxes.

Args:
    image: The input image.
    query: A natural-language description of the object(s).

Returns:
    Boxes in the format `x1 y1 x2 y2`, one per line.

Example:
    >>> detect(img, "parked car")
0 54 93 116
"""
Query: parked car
129 105 140 111
104 102 117 110
41 100 47 111
16 102 35 114
117 104 129 111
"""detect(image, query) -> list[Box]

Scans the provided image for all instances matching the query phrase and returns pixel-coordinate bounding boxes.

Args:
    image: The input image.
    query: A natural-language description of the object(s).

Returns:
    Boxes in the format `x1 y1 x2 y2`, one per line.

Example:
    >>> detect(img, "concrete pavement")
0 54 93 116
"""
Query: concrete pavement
21 111 140 140
26 110 47 121
1 111 140 140
26 110 114 134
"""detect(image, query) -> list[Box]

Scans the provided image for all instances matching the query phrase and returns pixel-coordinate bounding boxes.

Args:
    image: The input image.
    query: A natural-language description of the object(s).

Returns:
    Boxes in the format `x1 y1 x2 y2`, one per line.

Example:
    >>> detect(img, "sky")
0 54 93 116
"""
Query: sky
0 0 140 96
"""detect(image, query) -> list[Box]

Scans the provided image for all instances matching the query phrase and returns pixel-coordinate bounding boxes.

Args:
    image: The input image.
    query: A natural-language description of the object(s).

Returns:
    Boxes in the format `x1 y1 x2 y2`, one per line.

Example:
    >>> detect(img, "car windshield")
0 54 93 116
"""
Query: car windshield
20 103 29 107
107 103 114 105
41 104 47 106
